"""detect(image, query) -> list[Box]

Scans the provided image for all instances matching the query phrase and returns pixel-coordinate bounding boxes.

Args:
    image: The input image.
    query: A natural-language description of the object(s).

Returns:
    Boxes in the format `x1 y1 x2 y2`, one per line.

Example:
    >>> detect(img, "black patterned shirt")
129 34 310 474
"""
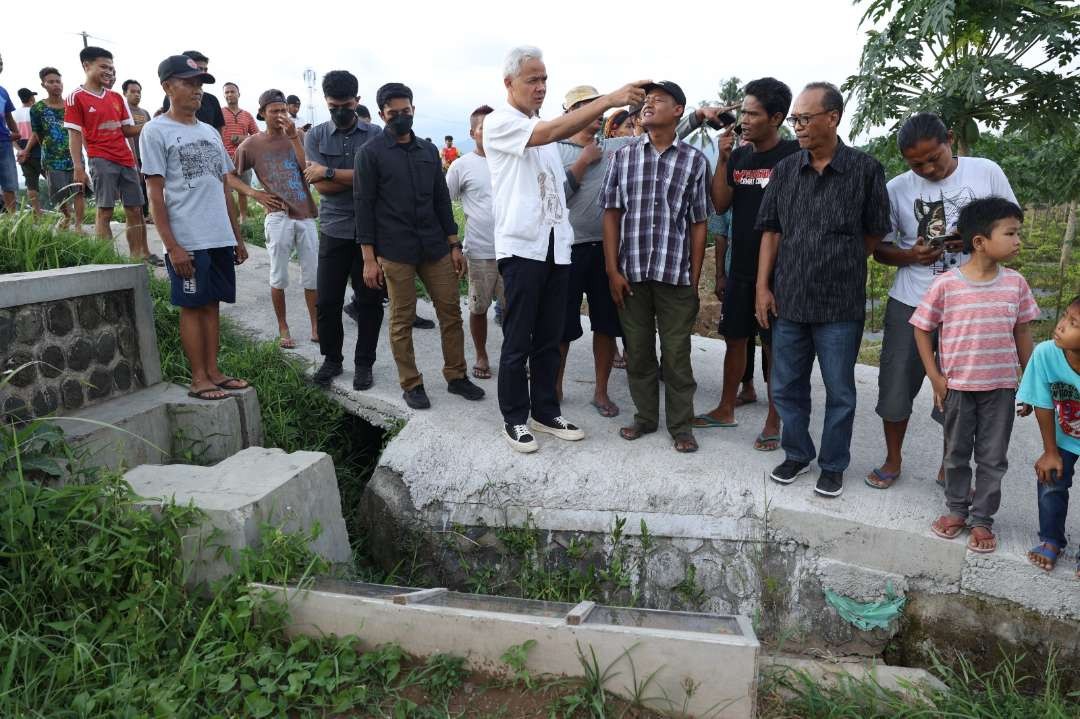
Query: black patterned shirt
755 141 891 323
601 135 710 286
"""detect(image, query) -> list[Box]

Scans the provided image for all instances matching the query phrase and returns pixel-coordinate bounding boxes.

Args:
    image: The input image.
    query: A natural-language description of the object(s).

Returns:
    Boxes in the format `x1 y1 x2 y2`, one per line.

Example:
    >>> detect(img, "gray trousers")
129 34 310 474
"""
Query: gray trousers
942 388 1015 527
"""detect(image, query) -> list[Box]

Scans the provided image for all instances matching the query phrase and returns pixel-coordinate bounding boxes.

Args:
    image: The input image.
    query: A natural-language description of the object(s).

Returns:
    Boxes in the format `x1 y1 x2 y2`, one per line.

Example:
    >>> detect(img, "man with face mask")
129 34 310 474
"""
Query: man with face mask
356 82 484 410
302 70 385 391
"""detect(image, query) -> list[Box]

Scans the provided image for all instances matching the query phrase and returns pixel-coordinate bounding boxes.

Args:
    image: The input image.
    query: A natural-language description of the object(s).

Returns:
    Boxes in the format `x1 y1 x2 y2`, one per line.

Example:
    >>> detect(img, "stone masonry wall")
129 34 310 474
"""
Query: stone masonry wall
1 290 145 422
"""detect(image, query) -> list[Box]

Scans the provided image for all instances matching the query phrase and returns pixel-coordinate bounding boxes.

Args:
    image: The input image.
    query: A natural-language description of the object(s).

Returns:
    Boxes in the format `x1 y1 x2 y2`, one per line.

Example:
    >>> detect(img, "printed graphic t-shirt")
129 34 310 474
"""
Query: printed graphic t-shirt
64 86 136 167
233 132 317 220
1018 340 1080 456
139 115 235 252
30 101 72 170
884 157 1016 307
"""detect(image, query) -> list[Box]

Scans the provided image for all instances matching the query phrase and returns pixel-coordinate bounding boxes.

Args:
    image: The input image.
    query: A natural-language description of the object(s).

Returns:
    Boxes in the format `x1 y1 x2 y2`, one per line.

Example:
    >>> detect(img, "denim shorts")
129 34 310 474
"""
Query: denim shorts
0 141 18 192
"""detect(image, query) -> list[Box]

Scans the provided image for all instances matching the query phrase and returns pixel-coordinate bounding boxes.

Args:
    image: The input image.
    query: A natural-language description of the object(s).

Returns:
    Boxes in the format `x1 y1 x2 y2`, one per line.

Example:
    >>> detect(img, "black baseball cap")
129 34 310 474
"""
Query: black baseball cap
17 88 37 103
642 81 686 107
157 55 216 84
286 94 301 105
259 89 288 111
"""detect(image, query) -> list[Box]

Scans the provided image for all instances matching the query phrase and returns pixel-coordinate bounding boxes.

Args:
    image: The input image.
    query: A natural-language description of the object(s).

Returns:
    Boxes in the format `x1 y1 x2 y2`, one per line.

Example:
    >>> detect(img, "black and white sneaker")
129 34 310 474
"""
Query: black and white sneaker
770 459 809 485
528 416 585 441
504 423 538 453
814 470 844 497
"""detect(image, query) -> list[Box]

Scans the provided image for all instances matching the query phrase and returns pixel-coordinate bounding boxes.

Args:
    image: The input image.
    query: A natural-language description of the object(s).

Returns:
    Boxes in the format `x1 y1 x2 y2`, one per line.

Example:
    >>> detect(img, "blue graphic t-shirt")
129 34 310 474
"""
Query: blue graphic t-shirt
1018 340 1080 455
0 86 15 142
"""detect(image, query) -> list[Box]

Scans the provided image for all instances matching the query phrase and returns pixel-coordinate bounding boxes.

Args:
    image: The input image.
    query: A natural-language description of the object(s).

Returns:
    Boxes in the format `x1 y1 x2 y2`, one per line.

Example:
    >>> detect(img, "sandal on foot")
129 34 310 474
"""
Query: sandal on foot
214 377 250 390
613 355 627 369
673 432 698 453
865 467 901 489
753 433 781 452
472 365 492 380
1027 542 1062 572
278 335 297 349
188 387 232 401
931 514 966 540
619 422 656 441
693 413 738 428
967 526 997 553
590 399 620 418
735 395 758 407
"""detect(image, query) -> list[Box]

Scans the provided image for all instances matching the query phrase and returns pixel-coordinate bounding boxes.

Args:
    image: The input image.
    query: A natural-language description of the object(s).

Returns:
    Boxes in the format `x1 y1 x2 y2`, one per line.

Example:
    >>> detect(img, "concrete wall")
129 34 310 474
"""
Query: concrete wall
1 265 161 422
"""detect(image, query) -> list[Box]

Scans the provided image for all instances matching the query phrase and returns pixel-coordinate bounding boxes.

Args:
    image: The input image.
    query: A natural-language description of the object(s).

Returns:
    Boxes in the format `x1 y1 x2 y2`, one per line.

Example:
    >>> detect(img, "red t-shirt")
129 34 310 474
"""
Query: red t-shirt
64 86 136 167
441 146 460 165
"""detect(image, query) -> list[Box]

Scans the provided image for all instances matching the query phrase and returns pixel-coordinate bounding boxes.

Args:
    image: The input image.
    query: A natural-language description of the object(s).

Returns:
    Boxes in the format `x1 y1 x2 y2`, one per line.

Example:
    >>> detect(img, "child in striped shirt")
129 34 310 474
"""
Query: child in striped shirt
910 197 1039 553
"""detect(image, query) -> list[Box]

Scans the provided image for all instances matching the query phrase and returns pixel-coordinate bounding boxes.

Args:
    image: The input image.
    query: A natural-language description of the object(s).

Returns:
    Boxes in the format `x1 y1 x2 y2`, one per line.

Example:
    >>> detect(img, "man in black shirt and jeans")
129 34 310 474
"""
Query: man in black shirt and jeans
693 78 797 453
304 70 385 390
356 82 484 409
755 82 891 498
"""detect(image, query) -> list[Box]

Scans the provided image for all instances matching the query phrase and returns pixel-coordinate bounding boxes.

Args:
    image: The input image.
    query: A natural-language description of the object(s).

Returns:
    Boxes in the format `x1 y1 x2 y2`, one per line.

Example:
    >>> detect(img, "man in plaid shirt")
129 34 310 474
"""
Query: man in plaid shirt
602 81 710 453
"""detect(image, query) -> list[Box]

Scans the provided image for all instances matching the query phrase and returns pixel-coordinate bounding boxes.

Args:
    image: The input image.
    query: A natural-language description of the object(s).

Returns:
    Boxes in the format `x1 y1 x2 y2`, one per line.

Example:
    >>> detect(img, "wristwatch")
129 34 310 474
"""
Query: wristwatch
323 166 335 180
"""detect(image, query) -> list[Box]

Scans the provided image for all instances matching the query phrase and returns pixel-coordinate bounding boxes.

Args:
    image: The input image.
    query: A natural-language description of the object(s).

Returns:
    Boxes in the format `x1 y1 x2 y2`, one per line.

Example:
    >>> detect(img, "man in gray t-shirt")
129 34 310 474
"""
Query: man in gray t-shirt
555 86 637 418
141 55 249 402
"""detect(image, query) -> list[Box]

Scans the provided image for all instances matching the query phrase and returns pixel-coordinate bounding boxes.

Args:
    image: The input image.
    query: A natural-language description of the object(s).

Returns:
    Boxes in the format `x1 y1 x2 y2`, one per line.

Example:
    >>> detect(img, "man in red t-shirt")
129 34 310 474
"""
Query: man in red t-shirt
440 135 459 171
65 46 157 265
221 82 260 216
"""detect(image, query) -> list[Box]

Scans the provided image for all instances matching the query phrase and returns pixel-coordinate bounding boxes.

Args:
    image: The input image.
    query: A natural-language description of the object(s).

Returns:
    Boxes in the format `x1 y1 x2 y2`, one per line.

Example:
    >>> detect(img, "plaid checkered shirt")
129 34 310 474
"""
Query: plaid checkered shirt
601 135 710 286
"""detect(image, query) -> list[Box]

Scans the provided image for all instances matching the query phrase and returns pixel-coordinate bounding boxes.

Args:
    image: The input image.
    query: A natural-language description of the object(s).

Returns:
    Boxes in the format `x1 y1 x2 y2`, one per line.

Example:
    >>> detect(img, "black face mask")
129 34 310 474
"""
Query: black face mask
388 114 413 136
329 106 356 128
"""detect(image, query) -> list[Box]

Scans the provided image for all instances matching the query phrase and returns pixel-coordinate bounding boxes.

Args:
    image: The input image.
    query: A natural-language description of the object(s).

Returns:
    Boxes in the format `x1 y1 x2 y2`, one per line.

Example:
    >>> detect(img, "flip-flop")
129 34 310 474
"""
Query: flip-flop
278 336 297 349
673 432 698 453
930 515 966 540
967 526 997 554
753 433 781 451
735 396 758 407
590 399 620 418
1027 543 1062 572
693 414 738 428
187 387 232 401
472 366 492 379
865 467 901 489
619 422 656 441
214 377 250 390
613 356 627 369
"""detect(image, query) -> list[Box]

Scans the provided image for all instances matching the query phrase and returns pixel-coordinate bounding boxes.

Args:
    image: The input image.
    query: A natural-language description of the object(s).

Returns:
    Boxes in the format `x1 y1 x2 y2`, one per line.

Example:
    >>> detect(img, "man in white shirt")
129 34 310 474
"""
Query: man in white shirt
483 44 647 452
867 112 1017 490
446 105 503 380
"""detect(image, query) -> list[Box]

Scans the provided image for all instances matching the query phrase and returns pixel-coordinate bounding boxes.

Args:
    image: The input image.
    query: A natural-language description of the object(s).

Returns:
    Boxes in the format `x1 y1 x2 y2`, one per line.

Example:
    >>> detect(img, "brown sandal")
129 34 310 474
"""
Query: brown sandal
619 422 657 441
930 514 966 540
967 526 997 553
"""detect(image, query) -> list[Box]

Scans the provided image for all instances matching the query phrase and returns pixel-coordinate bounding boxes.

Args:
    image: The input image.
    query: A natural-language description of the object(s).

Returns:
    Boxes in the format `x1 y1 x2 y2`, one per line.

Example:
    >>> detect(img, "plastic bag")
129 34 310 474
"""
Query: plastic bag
824 582 906 631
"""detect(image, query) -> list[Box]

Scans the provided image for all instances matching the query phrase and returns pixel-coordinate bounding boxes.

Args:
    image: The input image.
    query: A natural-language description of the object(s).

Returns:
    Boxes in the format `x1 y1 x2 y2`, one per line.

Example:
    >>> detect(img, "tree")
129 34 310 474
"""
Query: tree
843 0 1080 154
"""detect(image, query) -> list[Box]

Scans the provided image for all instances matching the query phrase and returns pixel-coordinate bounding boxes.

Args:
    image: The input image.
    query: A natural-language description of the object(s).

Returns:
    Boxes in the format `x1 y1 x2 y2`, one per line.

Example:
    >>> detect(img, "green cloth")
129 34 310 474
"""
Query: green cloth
618 281 699 436
824 583 906 631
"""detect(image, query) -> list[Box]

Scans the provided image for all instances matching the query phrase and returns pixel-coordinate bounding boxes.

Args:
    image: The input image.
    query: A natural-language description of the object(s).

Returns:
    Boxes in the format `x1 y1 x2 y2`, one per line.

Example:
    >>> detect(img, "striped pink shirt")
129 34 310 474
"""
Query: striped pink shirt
910 267 1039 391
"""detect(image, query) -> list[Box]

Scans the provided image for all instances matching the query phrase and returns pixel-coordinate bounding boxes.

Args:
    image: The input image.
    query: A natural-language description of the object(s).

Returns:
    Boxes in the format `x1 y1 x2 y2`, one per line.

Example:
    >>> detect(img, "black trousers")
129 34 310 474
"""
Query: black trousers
316 233 384 367
497 237 569 426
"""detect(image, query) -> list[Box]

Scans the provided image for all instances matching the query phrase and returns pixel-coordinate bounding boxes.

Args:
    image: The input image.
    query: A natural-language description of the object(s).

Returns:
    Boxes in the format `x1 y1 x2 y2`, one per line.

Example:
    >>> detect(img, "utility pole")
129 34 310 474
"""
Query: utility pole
79 31 89 48
303 68 317 127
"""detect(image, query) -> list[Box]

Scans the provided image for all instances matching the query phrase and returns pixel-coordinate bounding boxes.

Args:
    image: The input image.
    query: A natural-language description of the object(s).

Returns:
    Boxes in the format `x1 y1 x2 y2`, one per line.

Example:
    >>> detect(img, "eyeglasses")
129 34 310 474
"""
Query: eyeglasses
786 110 832 127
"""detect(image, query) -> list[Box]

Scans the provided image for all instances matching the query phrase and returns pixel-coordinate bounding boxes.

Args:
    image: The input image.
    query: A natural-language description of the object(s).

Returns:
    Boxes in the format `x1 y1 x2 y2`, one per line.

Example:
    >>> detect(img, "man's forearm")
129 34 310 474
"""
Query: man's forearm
1034 407 1059 454
873 242 914 267
121 124 142 138
714 235 728 277
224 182 242 242
312 180 347 195
689 222 707 285
711 163 732 212
24 132 40 154
147 179 177 250
863 233 883 256
69 131 85 169
225 172 257 197
603 209 623 275
756 231 779 290
531 97 614 147
361 243 377 263
1015 322 1034 370
913 328 939 378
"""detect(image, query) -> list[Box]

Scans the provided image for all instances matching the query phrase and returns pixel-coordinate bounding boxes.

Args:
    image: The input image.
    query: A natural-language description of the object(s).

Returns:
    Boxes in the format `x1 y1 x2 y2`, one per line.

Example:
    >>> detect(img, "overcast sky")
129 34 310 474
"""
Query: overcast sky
3 0 876 150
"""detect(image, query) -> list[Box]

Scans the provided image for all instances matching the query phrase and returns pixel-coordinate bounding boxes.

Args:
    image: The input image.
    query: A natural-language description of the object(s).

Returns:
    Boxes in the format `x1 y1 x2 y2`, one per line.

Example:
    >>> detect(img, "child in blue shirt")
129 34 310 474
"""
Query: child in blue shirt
1018 295 1080 576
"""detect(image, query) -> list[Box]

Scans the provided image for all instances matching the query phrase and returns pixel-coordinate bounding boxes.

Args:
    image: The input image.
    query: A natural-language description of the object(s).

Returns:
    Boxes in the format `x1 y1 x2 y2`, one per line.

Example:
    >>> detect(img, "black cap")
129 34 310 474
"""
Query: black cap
157 55 216 84
17 88 37 103
285 94 301 105
642 81 686 107
376 82 413 110
259 89 288 111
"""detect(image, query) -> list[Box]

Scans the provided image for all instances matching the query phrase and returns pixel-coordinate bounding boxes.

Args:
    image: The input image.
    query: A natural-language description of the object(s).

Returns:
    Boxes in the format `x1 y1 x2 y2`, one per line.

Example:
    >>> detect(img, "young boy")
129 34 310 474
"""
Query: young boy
23 68 85 229
910 197 1039 553
1019 295 1080 576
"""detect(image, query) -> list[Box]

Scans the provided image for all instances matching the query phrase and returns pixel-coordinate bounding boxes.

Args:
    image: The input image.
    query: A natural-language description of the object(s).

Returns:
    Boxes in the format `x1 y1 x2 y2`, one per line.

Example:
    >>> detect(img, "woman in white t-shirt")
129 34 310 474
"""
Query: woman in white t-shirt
867 112 1017 490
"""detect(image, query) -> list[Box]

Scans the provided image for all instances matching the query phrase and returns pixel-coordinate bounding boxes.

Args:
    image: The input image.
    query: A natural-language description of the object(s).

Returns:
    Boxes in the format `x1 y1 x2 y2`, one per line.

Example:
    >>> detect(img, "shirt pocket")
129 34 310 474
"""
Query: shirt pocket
412 153 438 201
316 138 344 169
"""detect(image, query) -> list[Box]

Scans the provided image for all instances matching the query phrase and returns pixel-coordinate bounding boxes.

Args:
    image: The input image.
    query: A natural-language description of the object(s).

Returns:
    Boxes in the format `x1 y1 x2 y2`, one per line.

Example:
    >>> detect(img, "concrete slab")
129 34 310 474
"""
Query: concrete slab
254 582 759 718
127 447 351 584
121 225 1080 622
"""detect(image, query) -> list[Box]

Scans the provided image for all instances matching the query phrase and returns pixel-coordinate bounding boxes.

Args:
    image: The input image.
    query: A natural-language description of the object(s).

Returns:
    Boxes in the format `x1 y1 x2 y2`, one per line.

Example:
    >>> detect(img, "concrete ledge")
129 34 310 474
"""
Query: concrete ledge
128 447 351 585
0 264 162 386
255 582 759 718
760 653 947 697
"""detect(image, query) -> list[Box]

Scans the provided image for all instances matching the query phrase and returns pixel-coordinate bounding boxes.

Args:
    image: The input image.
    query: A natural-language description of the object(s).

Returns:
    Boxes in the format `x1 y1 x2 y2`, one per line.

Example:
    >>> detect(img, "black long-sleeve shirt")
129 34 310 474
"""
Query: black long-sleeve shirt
354 127 458 264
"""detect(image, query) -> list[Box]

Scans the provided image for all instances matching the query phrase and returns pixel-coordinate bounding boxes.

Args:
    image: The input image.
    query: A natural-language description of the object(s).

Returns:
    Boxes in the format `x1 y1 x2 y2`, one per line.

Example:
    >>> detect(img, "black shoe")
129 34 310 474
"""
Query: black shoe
815 470 844 497
447 377 484 401
343 301 359 324
504 423 538 453
403 384 431 409
770 459 809 485
144 253 165 267
353 365 373 391
413 316 435 329
313 360 343 387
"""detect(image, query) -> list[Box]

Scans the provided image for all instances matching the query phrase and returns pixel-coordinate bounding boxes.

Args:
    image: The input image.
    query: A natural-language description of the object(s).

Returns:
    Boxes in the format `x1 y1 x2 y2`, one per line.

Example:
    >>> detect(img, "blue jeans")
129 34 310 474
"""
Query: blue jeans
1038 448 1077 550
0 140 18 193
771 318 863 473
